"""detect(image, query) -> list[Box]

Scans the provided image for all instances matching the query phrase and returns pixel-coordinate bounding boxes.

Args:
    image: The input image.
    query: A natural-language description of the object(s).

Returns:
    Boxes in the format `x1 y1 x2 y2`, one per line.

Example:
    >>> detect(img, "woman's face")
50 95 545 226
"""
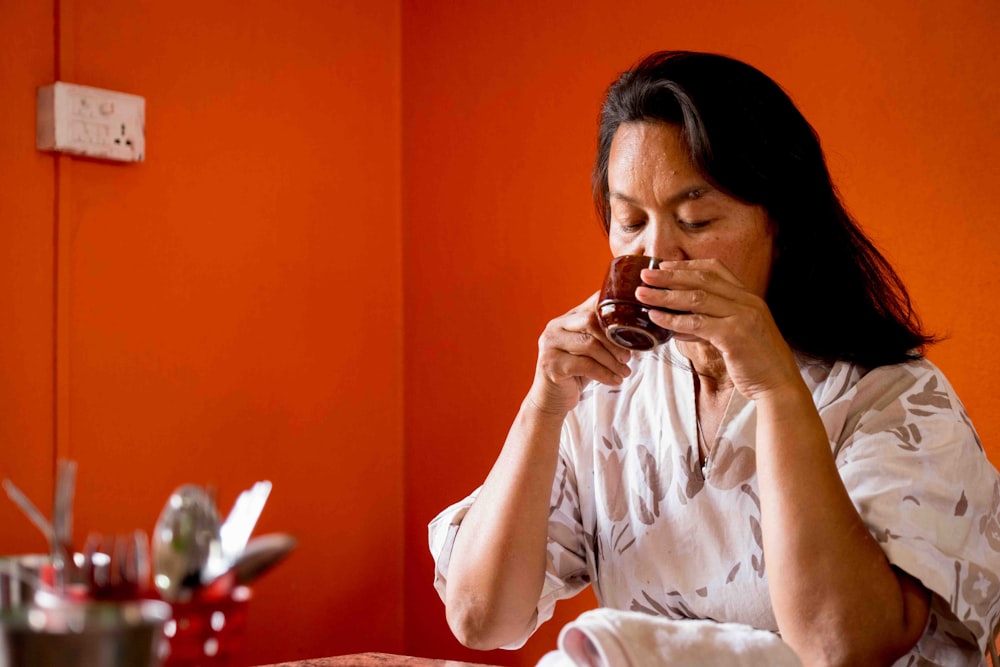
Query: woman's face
606 121 776 299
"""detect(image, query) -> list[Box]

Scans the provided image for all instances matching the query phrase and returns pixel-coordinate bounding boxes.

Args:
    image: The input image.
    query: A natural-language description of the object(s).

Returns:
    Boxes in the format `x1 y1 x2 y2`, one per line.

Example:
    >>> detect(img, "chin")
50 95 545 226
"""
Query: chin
670 333 706 343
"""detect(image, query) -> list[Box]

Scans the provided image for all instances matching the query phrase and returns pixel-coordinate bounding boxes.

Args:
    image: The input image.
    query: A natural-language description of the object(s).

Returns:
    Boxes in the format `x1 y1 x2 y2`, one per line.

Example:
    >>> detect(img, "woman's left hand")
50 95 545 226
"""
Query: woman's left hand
641 258 932 665
636 258 800 400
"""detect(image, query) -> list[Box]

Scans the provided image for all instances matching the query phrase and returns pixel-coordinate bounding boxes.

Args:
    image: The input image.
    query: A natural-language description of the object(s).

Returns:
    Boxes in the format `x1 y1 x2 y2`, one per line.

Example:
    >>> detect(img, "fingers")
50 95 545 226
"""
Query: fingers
634 259 771 345
627 259 801 400
541 328 632 386
537 294 632 387
645 300 763 345
637 259 749 317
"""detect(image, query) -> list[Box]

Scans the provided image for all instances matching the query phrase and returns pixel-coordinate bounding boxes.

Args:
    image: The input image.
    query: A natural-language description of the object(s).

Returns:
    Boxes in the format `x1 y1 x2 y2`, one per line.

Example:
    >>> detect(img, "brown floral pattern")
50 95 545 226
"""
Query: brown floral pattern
429 344 1000 662
979 481 1000 552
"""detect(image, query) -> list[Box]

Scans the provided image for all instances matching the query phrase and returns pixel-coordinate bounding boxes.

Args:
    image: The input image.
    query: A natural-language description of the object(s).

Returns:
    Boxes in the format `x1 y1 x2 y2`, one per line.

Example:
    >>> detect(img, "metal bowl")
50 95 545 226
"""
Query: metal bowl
0 598 171 667
0 554 49 611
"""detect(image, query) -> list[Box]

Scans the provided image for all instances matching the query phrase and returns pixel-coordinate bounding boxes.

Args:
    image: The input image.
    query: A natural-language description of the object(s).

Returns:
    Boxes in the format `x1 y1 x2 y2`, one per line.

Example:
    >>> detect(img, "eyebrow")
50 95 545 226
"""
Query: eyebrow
609 185 713 208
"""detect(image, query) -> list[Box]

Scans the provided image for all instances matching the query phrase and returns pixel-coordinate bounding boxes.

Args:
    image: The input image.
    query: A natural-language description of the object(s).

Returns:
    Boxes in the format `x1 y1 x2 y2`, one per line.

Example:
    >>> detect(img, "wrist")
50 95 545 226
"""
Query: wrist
753 374 812 411
524 373 582 419
523 389 574 421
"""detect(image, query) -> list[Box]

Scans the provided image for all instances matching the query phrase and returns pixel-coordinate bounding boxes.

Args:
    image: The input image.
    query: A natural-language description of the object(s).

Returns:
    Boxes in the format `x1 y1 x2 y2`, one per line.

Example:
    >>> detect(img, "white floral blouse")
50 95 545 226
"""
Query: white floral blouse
429 341 1000 666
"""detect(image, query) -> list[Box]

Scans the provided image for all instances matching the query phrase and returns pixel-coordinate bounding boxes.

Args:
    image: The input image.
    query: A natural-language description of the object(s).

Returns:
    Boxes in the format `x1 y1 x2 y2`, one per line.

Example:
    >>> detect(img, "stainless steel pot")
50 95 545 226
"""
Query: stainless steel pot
0 597 171 667
0 555 49 611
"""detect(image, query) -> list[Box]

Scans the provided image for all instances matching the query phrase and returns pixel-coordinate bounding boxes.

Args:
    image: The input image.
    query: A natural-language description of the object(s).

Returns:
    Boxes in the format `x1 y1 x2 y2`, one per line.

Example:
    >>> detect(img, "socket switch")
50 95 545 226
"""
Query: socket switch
37 82 145 162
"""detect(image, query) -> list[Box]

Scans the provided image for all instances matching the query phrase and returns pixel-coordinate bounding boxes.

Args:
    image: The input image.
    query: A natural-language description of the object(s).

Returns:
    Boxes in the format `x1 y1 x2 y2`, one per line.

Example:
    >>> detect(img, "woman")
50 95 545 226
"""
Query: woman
429 51 1000 666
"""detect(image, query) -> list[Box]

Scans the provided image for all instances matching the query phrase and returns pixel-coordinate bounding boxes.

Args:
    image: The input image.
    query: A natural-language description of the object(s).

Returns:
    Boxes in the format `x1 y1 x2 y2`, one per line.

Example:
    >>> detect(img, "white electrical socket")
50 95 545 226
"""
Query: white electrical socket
37 82 145 163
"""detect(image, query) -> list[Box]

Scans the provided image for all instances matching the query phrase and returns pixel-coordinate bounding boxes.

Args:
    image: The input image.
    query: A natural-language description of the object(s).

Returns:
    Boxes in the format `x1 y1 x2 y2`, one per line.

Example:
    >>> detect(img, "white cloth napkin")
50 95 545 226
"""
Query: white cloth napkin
535 609 804 667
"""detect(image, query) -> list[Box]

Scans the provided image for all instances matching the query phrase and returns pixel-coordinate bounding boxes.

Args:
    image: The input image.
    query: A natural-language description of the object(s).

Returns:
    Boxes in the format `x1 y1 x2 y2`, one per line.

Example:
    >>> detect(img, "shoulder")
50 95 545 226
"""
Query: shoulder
809 356 983 462
798 354 980 458
802 355 969 419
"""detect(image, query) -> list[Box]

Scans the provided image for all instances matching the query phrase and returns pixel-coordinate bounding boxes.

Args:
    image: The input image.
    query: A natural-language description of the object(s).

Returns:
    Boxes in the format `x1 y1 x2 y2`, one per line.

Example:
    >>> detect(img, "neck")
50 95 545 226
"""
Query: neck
678 340 733 395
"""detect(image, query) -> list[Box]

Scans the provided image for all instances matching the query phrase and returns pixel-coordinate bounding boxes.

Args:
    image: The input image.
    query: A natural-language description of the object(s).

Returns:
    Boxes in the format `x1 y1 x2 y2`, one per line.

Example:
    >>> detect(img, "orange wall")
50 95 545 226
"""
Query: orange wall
0 0 57 556
1 0 403 665
2 1 999 667
401 2 1000 666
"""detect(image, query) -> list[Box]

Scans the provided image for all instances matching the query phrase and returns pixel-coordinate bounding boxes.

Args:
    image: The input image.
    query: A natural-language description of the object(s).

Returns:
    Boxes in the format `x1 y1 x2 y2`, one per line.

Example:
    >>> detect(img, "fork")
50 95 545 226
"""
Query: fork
82 530 150 600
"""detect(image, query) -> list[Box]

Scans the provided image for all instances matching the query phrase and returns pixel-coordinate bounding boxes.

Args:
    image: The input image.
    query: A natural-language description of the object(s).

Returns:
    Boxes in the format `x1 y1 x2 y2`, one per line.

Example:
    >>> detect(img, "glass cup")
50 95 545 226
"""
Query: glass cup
597 255 679 350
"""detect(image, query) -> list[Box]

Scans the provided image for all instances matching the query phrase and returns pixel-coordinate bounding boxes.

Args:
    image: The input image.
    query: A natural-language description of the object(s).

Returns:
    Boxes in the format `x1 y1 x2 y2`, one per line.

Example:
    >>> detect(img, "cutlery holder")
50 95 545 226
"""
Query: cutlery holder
162 587 250 667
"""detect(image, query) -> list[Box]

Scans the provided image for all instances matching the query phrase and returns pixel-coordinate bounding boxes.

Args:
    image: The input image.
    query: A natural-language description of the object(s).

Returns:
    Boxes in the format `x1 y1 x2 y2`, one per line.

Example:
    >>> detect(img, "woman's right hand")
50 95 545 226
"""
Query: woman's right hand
526 291 634 416
446 291 631 649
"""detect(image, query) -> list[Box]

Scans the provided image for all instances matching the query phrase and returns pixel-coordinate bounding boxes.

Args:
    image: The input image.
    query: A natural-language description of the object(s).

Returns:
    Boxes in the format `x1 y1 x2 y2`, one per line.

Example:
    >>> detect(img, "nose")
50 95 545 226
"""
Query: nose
639 219 687 261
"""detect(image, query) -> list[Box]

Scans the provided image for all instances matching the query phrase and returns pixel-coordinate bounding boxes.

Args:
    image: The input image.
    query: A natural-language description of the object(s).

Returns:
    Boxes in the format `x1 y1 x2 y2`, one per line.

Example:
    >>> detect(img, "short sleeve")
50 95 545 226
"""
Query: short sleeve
427 487 479 612
821 362 1000 663
427 447 593 649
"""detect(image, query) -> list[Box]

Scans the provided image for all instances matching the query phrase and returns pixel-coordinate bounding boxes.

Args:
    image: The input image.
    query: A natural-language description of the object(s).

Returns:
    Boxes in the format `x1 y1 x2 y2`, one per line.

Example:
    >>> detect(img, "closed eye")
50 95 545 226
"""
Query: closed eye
678 218 711 231
616 219 646 233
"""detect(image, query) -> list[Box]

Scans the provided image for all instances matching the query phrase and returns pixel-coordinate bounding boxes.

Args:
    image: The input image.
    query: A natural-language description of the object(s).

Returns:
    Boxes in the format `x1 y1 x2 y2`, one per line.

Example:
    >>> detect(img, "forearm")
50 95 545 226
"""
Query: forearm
444 397 566 649
755 380 928 666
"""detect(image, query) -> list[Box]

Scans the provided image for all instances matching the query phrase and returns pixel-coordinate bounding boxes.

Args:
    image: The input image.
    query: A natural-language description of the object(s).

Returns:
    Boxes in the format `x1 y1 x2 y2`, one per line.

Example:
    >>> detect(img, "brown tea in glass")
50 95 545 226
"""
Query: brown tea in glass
597 255 679 350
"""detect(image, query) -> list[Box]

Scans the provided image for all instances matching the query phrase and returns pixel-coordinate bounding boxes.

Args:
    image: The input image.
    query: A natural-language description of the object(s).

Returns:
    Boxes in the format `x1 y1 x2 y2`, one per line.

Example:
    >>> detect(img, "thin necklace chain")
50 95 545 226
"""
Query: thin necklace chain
696 409 710 478
692 368 733 479
693 369 709 477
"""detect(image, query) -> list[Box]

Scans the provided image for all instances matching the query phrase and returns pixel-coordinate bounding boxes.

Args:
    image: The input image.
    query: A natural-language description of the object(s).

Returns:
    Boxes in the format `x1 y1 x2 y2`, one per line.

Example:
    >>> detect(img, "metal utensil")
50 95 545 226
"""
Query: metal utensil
2 480 55 542
0 555 55 609
230 532 296 586
50 460 77 592
219 480 271 559
0 597 171 667
151 484 221 602
198 532 297 598
83 530 150 601
202 480 272 583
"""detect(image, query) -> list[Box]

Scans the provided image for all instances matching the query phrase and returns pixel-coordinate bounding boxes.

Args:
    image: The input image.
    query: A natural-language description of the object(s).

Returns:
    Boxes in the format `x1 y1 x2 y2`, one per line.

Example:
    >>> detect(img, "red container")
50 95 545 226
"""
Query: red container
161 587 251 667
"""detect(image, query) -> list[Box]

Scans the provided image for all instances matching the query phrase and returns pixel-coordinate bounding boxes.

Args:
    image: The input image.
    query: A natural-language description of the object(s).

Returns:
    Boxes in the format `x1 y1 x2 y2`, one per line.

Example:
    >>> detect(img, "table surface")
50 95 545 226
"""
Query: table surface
254 652 502 667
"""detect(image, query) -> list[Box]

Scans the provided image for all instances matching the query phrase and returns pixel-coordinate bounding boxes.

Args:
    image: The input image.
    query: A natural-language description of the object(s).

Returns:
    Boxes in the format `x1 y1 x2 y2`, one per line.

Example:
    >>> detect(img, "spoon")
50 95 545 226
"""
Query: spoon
151 484 221 602
231 532 297 586
199 533 297 599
